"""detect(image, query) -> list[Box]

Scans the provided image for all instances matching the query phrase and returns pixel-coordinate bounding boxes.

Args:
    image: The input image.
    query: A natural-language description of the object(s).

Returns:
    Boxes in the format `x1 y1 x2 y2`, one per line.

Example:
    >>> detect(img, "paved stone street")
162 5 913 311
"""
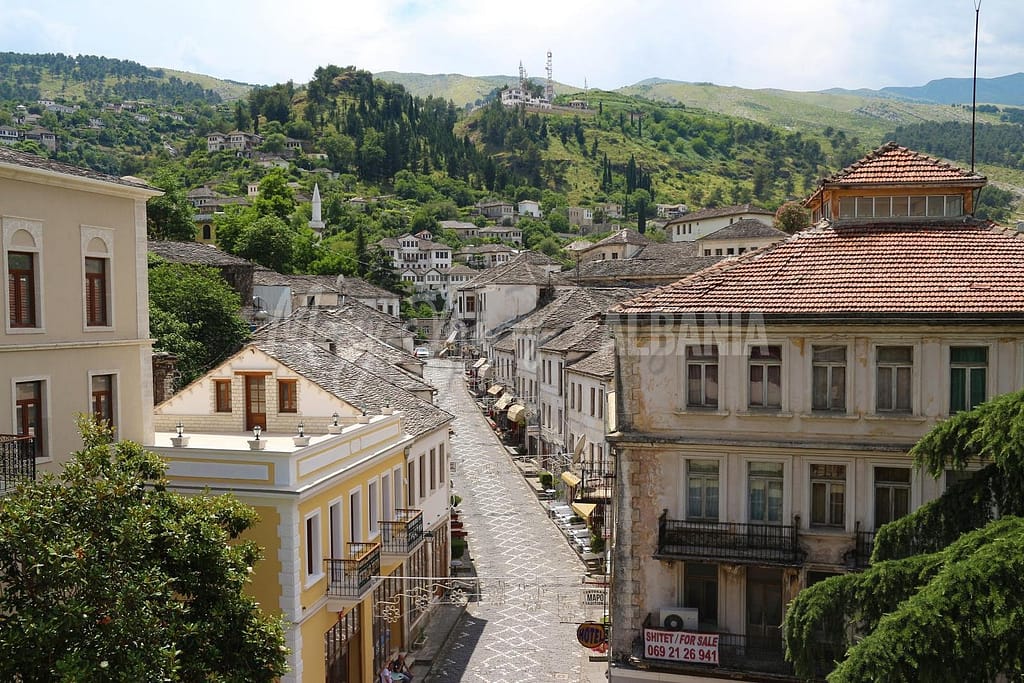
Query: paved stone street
424 360 608 683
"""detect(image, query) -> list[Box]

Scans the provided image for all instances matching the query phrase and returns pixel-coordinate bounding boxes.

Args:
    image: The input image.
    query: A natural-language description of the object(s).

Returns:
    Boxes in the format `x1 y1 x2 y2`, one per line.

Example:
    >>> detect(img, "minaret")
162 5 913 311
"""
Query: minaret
308 183 325 235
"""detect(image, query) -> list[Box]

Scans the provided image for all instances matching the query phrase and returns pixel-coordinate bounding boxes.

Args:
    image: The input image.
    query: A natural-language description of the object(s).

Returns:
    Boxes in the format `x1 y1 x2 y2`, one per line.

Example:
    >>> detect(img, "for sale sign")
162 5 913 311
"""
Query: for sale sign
643 628 719 665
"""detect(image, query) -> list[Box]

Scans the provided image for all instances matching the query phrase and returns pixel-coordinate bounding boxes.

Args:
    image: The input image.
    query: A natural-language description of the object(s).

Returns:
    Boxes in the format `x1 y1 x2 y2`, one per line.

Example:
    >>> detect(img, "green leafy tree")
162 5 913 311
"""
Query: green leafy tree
252 168 295 221
365 245 402 293
214 204 257 255
0 417 288 682
785 388 1024 682
774 200 812 234
234 214 296 273
145 169 196 241
149 256 250 384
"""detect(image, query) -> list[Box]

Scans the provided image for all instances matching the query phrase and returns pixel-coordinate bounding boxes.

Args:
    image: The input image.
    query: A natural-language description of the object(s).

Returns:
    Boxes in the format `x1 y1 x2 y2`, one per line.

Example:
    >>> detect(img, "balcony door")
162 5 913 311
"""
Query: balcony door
746 567 783 647
244 375 267 431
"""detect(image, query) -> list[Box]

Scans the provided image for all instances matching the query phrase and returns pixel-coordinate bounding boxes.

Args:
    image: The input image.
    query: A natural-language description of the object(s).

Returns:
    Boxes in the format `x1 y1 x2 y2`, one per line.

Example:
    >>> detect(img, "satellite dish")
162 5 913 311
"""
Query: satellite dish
573 435 587 463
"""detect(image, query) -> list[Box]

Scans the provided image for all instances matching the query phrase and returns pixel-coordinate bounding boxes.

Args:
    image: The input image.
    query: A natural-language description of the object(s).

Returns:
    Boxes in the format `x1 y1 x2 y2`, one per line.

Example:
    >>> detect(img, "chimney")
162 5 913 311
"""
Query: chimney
152 352 179 404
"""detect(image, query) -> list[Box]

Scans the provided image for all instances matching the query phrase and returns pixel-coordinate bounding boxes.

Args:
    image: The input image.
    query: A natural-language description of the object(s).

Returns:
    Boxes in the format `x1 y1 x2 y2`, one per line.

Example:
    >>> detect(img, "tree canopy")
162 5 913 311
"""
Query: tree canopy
784 389 1024 681
0 417 288 682
148 255 250 385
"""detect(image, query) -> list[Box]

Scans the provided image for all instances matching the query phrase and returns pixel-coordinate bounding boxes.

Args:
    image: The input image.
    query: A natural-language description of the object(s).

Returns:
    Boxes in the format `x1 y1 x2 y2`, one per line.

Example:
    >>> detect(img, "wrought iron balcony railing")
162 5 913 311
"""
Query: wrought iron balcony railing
380 508 424 554
325 542 381 599
848 522 875 569
0 434 35 495
657 511 803 566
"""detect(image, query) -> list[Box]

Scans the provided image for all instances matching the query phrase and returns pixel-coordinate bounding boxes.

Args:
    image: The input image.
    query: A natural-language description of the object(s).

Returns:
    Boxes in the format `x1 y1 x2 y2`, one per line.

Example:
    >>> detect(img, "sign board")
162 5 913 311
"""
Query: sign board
577 621 608 649
643 628 719 665
581 588 606 606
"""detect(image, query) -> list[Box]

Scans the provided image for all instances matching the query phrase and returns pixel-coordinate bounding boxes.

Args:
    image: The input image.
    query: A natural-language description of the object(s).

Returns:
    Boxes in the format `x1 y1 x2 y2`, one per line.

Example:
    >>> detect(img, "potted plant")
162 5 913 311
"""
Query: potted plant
539 472 553 489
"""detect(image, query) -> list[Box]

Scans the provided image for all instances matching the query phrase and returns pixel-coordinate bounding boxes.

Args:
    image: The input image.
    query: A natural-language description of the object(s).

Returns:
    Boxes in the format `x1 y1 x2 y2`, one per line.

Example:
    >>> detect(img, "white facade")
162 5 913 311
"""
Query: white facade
668 208 773 242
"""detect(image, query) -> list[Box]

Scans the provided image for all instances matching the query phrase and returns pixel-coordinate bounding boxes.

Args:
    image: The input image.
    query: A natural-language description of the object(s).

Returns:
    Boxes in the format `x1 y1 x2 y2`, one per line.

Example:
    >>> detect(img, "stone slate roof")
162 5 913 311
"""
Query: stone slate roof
149 240 254 266
574 241 721 281
457 244 516 255
540 319 607 354
252 270 396 299
460 250 569 289
448 263 478 276
492 331 516 353
514 288 636 332
283 306 416 351
612 219 1024 319
0 146 160 192
701 219 788 241
249 336 452 438
567 338 615 379
587 228 652 249
666 203 773 224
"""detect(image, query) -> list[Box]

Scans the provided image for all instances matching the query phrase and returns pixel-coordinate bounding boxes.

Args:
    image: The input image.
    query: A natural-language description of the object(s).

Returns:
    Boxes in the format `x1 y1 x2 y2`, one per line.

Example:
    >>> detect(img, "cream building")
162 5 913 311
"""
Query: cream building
606 144 1020 681
0 147 159 486
666 203 774 242
152 333 453 683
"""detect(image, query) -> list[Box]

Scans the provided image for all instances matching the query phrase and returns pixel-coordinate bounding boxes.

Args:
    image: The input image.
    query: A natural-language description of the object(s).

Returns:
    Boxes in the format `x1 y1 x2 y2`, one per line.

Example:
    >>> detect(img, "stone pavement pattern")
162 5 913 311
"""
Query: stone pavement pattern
423 361 608 683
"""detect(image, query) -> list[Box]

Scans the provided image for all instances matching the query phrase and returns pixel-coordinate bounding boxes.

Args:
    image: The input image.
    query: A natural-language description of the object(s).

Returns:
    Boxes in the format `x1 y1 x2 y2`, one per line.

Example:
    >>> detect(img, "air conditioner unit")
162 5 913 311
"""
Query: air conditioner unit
659 607 698 631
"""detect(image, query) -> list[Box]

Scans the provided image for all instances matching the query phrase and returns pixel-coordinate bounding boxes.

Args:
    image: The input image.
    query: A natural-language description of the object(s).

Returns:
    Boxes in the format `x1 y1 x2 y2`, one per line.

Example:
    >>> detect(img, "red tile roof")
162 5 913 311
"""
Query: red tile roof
821 141 985 187
611 220 1024 318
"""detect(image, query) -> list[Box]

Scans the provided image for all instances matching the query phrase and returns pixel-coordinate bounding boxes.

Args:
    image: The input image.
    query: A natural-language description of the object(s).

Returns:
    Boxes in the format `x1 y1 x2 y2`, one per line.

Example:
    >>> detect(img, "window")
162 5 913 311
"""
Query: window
570 382 575 410
91 374 114 429
430 448 437 491
419 454 426 499
811 345 846 412
15 380 44 458
589 387 596 416
810 464 845 528
349 489 362 542
687 460 719 521
368 480 379 536
214 379 232 412
944 468 974 492
202 224 212 240
874 467 910 528
876 346 912 412
278 379 297 413
748 462 783 523
683 563 718 630
328 501 343 559
950 346 987 413
305 512 322 581
407 460 415 505
749 345 782 409
598 387 605 419
84 256 109 327
439 443 446 483
8 251 37 327
557 408 562 434
686 345 719 408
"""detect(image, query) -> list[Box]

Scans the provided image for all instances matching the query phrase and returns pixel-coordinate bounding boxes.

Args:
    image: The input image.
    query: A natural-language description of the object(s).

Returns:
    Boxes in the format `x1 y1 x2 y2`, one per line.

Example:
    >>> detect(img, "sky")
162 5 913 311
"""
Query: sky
1 0 1022 93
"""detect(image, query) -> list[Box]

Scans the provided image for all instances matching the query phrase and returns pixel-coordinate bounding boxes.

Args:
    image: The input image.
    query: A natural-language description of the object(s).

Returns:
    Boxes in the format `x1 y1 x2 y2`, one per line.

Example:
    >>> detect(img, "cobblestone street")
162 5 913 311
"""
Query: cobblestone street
424 360 607 683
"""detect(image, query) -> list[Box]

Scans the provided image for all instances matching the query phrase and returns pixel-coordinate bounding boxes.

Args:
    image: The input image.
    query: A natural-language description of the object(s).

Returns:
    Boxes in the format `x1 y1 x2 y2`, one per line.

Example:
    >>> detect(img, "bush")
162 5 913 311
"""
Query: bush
451 537 467 559
539 472 553 489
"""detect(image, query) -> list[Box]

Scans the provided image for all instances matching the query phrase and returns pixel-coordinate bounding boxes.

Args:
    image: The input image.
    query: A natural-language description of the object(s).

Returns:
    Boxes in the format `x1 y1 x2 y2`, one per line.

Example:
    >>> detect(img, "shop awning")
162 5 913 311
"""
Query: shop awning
507 404 527 423
561 471 582 487
472 357 487 369
487 384 504 396
478 364 491 379
571 502 597 520
494 394 513 410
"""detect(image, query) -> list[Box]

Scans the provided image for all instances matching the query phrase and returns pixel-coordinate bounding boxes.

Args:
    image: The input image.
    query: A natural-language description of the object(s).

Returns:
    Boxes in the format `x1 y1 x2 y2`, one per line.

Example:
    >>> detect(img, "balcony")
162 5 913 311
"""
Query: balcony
325 542 381 609
380 508 424 555
636 614 840 679
656 512 803 566
846 523 875 570
0 434 35 495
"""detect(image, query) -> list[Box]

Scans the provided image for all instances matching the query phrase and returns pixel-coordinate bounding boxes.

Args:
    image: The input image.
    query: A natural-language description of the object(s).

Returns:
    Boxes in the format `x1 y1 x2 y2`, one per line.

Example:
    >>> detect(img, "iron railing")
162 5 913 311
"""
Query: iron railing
0 434 35 495
657 511 803 565
850 523 875 569
380 508 423 554
325 542 381 599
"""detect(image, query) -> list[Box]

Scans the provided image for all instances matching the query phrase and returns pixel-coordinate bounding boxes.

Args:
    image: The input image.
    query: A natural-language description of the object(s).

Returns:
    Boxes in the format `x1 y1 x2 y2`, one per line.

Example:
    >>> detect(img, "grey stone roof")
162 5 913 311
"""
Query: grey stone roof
0 146 160 192
252 270 396 299
700 219 787 241
540 319 607 353
587 229 652 249
284 306 416 351
492 331 516 352
456 244 516 255
574 242 721 281
665 203 773 224
567 338 615 379
514 288 637 332
448 263 477 276
460 251 568 289
148 240 254 267
249 336 452 438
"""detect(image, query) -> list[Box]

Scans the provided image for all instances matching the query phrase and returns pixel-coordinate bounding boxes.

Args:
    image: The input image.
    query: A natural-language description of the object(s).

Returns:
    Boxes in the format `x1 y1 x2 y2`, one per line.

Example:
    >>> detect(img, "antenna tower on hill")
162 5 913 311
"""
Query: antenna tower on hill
545 51 554 102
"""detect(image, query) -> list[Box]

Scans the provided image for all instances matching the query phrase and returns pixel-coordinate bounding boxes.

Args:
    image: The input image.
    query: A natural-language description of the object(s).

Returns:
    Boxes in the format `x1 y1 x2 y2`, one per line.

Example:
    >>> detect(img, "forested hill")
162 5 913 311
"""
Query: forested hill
0 52 245 104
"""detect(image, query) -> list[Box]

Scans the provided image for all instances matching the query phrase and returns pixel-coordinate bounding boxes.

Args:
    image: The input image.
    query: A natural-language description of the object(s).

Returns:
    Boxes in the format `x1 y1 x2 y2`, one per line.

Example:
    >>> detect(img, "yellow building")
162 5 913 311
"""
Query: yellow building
152 335 453 682
0 147 159 488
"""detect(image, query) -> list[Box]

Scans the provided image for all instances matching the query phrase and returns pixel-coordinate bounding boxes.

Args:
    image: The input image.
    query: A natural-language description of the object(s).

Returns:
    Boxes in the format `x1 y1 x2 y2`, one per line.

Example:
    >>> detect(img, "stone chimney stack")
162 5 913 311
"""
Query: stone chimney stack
152 352 179 405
